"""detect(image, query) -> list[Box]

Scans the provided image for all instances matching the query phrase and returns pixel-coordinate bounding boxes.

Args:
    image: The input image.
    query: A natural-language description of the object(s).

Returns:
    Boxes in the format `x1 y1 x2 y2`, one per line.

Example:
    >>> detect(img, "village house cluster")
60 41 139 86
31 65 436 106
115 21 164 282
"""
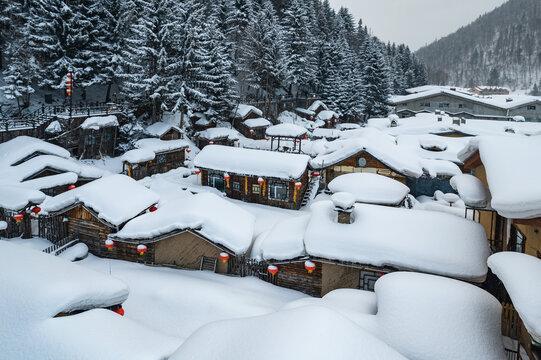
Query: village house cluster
1 91 541 359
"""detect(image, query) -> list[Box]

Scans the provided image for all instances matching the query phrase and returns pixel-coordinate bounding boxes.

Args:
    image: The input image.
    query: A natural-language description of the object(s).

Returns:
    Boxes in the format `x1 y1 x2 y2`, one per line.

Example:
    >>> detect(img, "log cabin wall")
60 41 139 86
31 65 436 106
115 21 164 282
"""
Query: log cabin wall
200 169 309 210
238 124 267 140
196 138 235 149
126 149 186 180
63 205 113 256
275 261 322 297
323 151 407 186
78 127 117 159
153 231 229 273
321 263 360 296
159 129 182 140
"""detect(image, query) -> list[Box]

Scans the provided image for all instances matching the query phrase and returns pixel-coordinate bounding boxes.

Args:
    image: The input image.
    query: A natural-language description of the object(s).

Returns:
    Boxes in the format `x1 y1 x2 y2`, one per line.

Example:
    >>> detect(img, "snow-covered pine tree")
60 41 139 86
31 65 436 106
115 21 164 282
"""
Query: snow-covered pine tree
240 0 287 102
362 39 392 118
282 0 316 97
226 0 253 63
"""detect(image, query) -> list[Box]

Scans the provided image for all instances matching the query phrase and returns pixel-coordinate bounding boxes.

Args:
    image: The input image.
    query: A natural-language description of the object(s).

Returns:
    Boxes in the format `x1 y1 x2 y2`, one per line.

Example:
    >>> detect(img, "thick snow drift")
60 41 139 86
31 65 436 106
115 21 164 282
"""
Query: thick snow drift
488 252 541 343
450 174 491 208
243 118 271 128
145 122 181 138
328 173 410 206
43 174 159 227
0 185 46 210
0 136 70 167
304 201 490 282
194 145 310 180
80 115 119 130
266 123 309 138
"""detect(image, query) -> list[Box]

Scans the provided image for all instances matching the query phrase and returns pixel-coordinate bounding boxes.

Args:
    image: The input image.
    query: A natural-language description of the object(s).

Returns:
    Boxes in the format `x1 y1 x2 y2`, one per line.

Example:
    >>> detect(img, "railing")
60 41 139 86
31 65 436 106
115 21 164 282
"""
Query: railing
42 234 79 256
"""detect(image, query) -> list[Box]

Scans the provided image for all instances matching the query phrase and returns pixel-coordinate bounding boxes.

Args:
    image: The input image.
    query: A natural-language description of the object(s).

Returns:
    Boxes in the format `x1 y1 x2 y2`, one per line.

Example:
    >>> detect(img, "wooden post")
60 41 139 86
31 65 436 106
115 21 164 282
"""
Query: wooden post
262 180 266 197
293 185 297 203
245 176 248 195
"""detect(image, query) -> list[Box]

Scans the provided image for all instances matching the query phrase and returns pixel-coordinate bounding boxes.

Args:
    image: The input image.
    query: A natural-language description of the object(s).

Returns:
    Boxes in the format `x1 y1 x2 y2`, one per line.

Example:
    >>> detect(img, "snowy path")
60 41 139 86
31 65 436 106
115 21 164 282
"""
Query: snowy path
79 255 307 339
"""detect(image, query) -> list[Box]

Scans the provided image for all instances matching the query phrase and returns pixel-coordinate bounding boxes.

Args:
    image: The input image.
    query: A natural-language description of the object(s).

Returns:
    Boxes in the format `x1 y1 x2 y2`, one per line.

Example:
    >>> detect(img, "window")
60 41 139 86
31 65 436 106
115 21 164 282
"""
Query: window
269 181 289 202
508 225 526 253
420 102 431 107
439 103 450 108
85 134 96 145
358 157 367 167
252 184 260 194
232 182 240 192
156 154 166 164
527 105 536 110
209 173 225 192
103 132 111 142
458 103 470 109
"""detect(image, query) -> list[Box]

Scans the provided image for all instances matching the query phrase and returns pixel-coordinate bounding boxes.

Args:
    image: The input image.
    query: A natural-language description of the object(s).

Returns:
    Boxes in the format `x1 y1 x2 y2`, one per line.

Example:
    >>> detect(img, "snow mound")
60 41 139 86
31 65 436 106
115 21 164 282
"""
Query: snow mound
135 138 189 153
488 252 541 343
255 215 310 261
145 122 181 137
45 120 62 134
0 185 46 211
316 110 338 121
121 148 156 164
80 115 119 130
450 174 491 208
57 242 89 261
170 305 407 360
329 173 409 206
196 127 239 140
194 145 310 180
243 118 271 128
331 192 356 211
307 100 329 112
0 136 70 167
266 123 309 138
232 104 263 119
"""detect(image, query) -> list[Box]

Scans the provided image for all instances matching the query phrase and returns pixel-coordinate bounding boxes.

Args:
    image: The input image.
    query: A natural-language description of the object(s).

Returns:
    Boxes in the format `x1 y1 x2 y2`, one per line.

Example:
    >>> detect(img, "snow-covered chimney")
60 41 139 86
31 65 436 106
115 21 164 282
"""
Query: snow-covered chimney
332 192 355 224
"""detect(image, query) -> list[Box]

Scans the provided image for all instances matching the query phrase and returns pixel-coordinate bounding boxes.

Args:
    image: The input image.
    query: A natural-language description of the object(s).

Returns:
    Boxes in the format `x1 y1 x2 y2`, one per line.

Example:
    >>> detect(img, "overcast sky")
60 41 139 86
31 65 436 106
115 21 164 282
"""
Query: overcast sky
328 0 509 51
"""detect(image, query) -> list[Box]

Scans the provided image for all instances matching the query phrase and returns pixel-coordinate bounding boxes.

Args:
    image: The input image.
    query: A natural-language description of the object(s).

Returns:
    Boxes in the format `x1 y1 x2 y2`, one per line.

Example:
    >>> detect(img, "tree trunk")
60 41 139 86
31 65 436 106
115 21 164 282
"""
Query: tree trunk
105 82 112 103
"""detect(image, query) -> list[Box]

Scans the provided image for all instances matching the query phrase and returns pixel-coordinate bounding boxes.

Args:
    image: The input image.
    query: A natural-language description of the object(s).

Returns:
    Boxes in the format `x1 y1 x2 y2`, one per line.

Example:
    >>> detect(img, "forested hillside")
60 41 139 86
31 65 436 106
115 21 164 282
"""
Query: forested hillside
0 0 426 121
416 0 541 92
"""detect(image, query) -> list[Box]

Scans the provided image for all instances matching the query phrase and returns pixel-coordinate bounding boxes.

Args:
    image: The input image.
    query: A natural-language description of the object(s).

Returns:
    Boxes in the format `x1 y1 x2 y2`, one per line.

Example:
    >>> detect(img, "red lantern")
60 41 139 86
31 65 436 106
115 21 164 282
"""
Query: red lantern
219 252 230 263
295 182 302 190
209 141 214 145
13 213 24 223
268 265 278 276
258 177 264 186
327 121 331 125
149 206 157 212
113 306 125 316
235 138 240 142
224 172 230 180
305 261 316 274
105 239 114 251
186 149 191 154
250 129 254 134
194 169 201 175
265 138 270 141
31 206 41 215
296 139 300 143
311 172 320 178
336 119 340 123
68 184 76 190
310 116 314 120
303 136 307 140
137 244 147 256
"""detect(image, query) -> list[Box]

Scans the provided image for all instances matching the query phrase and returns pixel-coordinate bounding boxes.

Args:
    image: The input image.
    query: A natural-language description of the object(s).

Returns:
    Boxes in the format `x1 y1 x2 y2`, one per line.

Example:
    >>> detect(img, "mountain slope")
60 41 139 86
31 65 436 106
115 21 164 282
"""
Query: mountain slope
416 0 541 91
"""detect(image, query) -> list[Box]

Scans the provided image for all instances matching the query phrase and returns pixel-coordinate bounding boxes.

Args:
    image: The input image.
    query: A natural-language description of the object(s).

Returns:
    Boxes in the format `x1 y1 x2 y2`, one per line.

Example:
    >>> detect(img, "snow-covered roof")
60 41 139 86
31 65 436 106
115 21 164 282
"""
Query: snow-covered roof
114 192 255 255
80 115 119 130
144 122 181 138
310 128 461 178
328 173 410 206
396 134 471 164
0 241 179 360
374 272 505 360
450 174 491 208
488 252 541 343
121 149 156 164
316 110 339 121
45 120 62 134
255 215 311 261
312 128 341 140
43 174 159 227
170 305 408 360
0 136 70 167
243 118 272 129
265 123 309 138
232 104 263 119
135 138 189 153
0 186 46 211
304 201 490 282
196 127 239 141
194 145 310 180
477 135 541 218
21 172 79 192
295 107 316 117
391 88 541 110
307 100 329 112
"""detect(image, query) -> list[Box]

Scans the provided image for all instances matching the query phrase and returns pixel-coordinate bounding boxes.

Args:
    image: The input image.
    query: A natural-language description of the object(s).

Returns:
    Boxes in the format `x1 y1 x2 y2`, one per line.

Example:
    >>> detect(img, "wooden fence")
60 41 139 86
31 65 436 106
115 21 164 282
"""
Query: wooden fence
229 257 278 285
42 234 79 256
38 215 68 243
501 302 537 360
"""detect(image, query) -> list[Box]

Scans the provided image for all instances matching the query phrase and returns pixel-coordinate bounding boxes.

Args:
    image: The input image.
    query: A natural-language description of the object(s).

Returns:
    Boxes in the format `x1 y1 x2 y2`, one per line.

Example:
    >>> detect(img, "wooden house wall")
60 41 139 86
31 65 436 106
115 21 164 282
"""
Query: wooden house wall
200 168 309 210
275 261 323 297
160 128 181 140
78 127 117 159
513 220 541 258
153 232 229 273
323 151 407 185
238 124 267 140
126 149 186 180
196 138 235 149
321 262 360 296
64 205 113 255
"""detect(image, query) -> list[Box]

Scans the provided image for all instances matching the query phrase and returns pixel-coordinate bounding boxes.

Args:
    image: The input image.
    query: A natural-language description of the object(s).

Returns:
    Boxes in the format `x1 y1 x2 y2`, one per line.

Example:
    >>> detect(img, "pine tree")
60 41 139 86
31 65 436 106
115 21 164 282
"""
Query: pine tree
362 40 391 118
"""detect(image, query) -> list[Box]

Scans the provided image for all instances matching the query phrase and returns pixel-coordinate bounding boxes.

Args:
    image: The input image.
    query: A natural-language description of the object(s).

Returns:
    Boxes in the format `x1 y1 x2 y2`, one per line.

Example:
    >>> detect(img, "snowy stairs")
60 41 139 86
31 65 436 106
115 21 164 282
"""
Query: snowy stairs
200 256 217 272
301 179 320 207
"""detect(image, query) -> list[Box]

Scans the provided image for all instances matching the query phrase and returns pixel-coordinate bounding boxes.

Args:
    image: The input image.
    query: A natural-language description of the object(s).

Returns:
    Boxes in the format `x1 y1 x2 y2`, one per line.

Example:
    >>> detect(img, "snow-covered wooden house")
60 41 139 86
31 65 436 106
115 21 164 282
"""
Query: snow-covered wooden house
78 115 119 159
191 112 215 132
294 107 316 120
194 145 312 210
195 128 239 148
231 104 264 124
316 110 340 128
239 118 272 140
109 191 255 272
254 193 490 297
460 135 541 257
121 139 189 180
266 124 310 153
307 100 329 116
42 175 159 258
144 122 183 140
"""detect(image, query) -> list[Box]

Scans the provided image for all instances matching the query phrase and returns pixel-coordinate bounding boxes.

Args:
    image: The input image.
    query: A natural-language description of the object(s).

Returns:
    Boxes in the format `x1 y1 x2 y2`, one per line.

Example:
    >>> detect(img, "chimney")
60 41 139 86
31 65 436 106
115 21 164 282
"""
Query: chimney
460 117 466 124
437 116 443 122
506 98 513 103
332 193 356 224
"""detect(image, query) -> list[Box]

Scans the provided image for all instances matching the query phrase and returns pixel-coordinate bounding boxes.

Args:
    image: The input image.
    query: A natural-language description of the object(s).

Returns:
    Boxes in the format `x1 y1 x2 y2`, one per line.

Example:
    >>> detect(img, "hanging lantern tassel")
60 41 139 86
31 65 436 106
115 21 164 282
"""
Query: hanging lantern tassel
293 182 302 203
137 244 148 256
224 172 230 188
268 265 278 276
219 252 230 263
305 260 316 274
105 239 114 251
13 213 24 223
